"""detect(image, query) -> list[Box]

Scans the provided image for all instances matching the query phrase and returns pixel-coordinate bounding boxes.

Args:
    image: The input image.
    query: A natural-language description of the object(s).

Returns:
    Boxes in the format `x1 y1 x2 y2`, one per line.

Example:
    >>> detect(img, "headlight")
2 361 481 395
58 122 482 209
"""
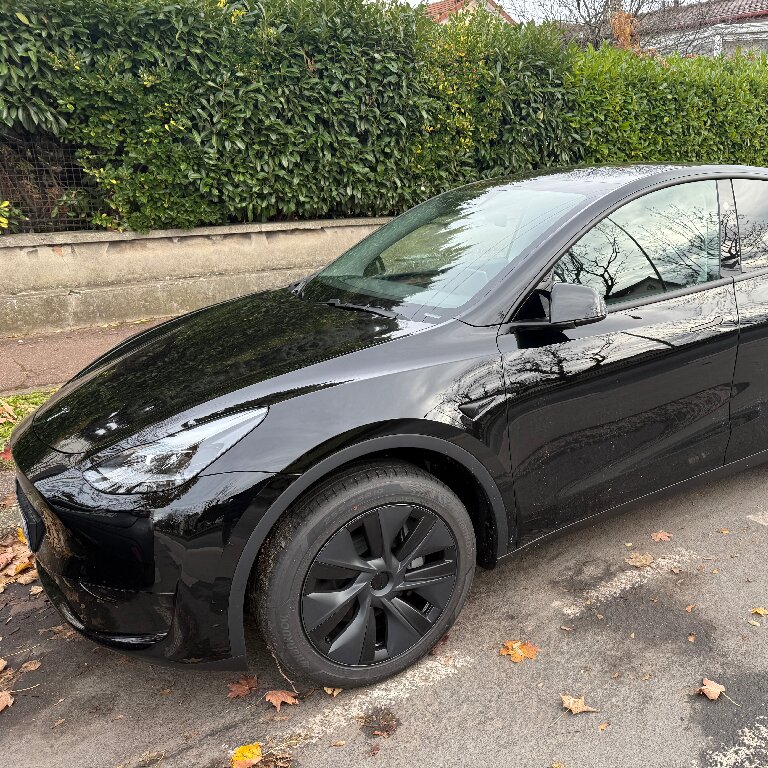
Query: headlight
83 408 268 494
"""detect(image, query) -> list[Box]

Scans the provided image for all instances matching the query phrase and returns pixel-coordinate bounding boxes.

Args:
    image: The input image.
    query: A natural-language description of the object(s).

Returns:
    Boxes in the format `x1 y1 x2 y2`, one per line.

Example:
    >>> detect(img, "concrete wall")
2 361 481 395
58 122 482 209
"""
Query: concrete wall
0 218 389 338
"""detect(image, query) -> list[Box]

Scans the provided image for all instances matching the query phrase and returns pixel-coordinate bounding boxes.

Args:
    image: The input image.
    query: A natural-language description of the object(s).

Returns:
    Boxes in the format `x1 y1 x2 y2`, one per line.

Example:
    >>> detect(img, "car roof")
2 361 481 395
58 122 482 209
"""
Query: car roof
490 163 768 198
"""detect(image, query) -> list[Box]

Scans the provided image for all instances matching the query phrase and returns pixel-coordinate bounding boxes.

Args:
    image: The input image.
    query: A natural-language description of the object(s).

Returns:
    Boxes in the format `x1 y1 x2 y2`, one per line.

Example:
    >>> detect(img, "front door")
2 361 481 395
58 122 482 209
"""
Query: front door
498 179 739 546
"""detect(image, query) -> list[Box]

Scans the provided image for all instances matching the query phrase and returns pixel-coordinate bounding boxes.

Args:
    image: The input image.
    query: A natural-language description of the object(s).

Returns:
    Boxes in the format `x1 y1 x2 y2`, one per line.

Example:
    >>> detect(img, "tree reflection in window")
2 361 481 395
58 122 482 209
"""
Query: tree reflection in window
733 178 768 271
554 181 720 305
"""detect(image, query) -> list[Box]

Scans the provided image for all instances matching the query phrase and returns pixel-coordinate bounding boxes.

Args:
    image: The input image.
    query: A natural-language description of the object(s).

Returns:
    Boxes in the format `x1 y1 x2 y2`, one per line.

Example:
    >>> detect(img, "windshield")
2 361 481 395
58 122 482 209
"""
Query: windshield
301 181 586 320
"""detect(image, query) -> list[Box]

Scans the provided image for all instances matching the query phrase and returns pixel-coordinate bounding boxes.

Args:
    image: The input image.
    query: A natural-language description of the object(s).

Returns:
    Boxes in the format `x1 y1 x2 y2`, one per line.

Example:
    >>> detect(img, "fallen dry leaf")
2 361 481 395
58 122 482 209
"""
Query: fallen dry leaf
748 619 761 627
227 676 258 699
231 743 262 768
718 528 730 534
323 687 342 697
0 690 13 714
712 568 721 574
698 678 726 701
264 690 298 712
598 722 610 732
685 604 696 613
0 659 6 673
52 718 65 729
552 764 566 768
29 585 43 596
500 640 541 663
688 633 696 643
670 566 682 574
560 693 597 715
331 740 346 747
361 707 400 738
625 552 654 568
650 530 671 542
560 625 574 632
750 607 768 617
19 660 41 673
0 493 15 509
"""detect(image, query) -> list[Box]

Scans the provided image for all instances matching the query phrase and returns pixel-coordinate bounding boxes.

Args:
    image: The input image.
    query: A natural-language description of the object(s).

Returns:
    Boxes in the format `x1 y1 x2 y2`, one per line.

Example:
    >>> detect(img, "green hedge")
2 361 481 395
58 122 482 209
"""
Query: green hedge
2 0 768 232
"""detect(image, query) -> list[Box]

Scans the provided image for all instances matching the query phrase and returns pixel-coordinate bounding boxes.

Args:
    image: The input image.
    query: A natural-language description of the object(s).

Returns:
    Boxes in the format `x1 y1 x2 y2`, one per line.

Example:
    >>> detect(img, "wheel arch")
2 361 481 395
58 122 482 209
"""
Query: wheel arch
226 433 510 663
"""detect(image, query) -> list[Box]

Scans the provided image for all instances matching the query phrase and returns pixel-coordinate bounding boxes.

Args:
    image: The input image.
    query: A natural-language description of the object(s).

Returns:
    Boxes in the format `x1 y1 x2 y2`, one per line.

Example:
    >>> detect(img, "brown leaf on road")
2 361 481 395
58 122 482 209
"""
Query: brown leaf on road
625 552 654 568
750 607 768 616
500 640 541 662
718 528 730 534
264 690 298 712
323 687 342 697
29 585 43 596
230 743 262 768
0 690 13 714
650 530 672 542
0 659 6 673
0 493 15 509
698 678 726 701
560 693 597 714
19 660 41 673
685 604 696 613
688 633 696 643
227 676 258 699
598 721 610 732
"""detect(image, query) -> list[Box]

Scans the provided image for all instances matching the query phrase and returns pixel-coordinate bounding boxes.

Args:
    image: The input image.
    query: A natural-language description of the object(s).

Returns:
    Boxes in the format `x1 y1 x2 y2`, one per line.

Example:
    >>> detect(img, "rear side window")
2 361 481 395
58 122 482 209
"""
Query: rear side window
733 178 768 271
553 180 720 305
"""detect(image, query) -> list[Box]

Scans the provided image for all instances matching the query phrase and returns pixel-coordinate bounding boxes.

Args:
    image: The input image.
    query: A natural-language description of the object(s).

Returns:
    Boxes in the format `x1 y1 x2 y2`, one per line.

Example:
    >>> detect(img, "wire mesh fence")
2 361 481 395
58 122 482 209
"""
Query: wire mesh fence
0 134 105 235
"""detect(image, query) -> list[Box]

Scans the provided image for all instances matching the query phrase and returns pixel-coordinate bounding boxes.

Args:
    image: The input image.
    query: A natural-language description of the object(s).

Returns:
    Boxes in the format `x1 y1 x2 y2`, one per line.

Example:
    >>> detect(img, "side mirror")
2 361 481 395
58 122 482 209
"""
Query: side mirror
548 282 606 328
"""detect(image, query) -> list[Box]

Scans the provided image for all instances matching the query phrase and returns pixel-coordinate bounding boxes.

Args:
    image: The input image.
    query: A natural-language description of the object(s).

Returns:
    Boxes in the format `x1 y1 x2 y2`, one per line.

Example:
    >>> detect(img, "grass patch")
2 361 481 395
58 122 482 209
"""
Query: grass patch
0 390 55 457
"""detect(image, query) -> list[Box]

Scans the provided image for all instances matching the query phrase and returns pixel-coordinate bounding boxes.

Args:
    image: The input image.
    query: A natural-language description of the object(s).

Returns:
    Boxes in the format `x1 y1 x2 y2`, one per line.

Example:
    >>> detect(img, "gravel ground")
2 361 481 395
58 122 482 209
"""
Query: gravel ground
1 465 767 768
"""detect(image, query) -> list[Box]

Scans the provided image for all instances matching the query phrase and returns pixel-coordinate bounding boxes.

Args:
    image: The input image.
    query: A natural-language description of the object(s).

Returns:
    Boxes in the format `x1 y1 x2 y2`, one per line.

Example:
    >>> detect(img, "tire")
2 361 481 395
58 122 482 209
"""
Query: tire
253 460 476 688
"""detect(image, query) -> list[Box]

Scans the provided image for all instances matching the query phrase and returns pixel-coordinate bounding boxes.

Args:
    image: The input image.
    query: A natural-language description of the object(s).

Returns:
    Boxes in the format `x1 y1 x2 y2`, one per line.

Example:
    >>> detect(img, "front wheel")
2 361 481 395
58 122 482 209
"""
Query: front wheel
253 461 476 688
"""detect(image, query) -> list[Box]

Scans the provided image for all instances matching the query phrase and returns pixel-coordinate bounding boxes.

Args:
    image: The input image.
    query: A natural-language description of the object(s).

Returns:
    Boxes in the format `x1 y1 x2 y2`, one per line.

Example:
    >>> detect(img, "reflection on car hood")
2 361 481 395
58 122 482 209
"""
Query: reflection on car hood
32 289 422 455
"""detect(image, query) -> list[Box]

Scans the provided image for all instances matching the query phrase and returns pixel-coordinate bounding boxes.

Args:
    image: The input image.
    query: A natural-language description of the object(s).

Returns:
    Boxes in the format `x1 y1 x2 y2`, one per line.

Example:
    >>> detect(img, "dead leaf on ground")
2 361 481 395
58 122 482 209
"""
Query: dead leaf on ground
231 743 262 768
323 687 342 697
499 640 541 663
264 690 298 712
29 585 43 596
560 693 597 714
52 718 65 729
0 691 14 714
625 552 654 568
0 493 15 509
0 659 6 673
698 678 726 701
598 721 610 732
227 676 258 699
748 619 761 627
685 604 696 613
331 740 345 747
360 707 400 738
688 633 696 643
650 530 672 542
560 625 574 632
19 660 41 673
750 607 768 617
718 528 730 534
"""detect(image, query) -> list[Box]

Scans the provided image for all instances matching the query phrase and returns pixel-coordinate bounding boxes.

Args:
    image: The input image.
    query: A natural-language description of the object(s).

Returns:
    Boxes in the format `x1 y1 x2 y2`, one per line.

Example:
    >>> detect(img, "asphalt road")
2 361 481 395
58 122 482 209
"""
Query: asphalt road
2 464 767 768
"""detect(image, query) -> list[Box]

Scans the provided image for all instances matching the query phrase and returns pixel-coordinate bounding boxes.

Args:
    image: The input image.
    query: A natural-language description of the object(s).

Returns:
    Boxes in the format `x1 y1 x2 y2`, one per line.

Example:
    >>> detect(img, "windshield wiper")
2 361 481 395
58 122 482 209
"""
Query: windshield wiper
321 299 398 319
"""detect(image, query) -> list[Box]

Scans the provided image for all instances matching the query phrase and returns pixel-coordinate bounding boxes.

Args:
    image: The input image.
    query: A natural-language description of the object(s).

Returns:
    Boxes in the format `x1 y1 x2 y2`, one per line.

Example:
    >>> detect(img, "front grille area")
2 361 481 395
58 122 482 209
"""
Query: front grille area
15 479 45 551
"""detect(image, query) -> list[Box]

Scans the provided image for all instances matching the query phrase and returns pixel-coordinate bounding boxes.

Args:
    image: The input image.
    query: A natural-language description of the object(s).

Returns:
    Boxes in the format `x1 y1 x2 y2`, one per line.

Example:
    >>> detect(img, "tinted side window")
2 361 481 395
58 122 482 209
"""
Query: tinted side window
733 178 768 271
554 181 720 305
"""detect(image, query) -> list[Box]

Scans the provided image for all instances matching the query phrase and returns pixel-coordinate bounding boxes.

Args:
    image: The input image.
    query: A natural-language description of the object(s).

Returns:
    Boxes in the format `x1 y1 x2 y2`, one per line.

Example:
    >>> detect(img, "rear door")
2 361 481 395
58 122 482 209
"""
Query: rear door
497 179 740 546
726 176 768 463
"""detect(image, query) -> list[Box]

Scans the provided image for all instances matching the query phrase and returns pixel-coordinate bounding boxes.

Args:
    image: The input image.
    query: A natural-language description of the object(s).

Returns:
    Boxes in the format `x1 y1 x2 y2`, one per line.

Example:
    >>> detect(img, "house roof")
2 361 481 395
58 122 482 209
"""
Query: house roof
642 0 768 33
423 0 516 25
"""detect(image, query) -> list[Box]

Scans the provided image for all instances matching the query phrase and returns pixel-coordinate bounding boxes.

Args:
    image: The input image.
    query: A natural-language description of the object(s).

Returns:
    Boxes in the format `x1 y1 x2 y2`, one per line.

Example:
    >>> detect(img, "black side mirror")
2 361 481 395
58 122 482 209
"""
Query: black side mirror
548 282 606 328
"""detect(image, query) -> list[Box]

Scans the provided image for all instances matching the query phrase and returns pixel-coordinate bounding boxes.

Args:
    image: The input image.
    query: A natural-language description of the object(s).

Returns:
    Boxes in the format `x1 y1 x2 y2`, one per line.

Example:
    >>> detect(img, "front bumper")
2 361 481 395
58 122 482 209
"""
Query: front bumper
14 452 285 669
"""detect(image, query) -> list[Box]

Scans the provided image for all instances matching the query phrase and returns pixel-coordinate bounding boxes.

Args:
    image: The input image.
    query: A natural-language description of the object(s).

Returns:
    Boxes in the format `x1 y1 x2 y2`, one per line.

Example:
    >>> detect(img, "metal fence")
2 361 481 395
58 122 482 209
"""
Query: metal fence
0 134 104 235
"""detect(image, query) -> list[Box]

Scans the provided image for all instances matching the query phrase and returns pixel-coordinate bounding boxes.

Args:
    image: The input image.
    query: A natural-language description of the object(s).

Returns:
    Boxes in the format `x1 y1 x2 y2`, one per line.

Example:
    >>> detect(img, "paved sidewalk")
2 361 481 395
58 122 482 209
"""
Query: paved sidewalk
0 319 167 395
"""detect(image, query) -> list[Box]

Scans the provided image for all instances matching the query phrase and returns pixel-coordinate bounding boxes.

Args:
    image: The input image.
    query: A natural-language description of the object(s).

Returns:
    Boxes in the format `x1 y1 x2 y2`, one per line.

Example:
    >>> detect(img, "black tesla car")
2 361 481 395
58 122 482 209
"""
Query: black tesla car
12 164 768 686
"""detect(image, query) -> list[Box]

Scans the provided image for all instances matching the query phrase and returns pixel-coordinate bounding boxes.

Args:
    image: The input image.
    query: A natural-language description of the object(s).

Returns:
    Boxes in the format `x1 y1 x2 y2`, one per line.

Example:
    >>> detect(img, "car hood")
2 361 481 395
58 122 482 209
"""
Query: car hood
31 289 423 456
